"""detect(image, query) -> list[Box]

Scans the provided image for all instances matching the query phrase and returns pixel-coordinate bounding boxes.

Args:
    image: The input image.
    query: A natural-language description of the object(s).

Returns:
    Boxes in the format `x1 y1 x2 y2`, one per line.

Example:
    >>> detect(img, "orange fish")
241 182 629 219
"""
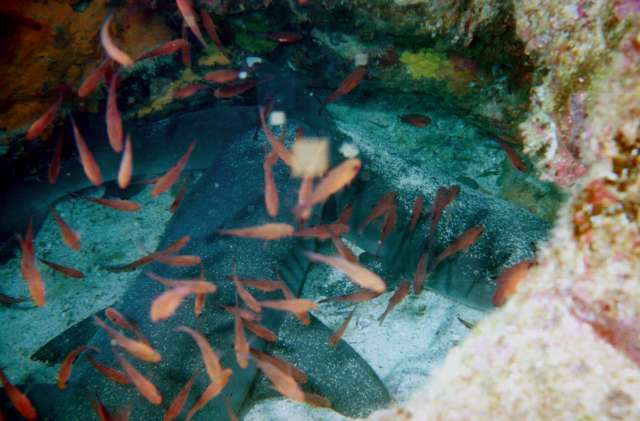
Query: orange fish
50 207 81 251
264 150 280 217
337 203 354 225
359 192 397 232
78 59 110 98
154 254 202 267
200 10 225 52
296 176 314 223
151 286 192 322
71 117 103 186
330 307 355 346
225 398 240 421
400 114 431 128
118 134 133 189
219 223 294 240
378 281 410 324
426 185 459 260
259 298 317 313
432 225 485 271
147 271 216 294
378 205 398 246
253 358 304 402
497 140 528 173
100 16 134 67
87 355 130 385
249 348 307 384
170 177 189 213
90 395 111 421
235 277 282 292
414 251 429 295
139 39 188 60
174 83 208 99
296 159 361 217
77 195 141 212
114 350 163 405
214 79 264 98
185 368 232 421
48 131 64 184
329 231 358 263
176 326 223 382
26 95 62 141
0 367 38 420
319 289 381 303
106 73 124 152
244 319 278 342
305 252 386 293
163 369 200 421
94 316 161 362
38 257 85 279
259 106 293 166
107 236 191 272
152 140 197 197
204 69 240 84
176 0 208 48
105 307 149 345
194 293 206 317
492 260 536 306
17 220 46 307
276 279 311 326
181 25 191 67
0 293 27 306
409 196 424 233
304 393 332 409
293 223 349 240
318 66 367 115
234 275 262 313
234 314 250 368
58 344 97 389
225 306 261 322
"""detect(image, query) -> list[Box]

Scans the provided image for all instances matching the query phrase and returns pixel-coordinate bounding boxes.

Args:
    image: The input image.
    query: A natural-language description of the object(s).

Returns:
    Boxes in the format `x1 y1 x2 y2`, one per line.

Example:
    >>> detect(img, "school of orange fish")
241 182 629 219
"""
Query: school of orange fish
0 1 535 419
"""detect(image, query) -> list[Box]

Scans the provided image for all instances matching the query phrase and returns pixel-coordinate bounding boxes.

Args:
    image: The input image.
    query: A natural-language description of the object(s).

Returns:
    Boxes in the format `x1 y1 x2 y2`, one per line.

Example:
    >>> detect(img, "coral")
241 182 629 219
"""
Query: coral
399 49 477 95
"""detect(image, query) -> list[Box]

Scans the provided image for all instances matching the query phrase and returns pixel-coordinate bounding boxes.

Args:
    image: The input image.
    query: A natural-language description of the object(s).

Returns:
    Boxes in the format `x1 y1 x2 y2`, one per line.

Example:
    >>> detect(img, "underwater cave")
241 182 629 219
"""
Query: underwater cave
1 0 640 420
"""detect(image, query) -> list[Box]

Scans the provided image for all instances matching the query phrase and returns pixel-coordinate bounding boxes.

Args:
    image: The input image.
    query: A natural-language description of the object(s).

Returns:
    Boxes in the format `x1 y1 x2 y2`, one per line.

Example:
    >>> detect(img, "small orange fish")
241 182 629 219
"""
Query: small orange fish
0 367 38 420
100 16 134 67
259 106 293 166
151 286 192 322
319 289 381 303
236 278 282 292
194 293 205 317
26 95 62 141
414 251 429 295
276 279 311 326
234 314 250 368
294 223 349 240
296 176 314 223
152 140 197 198
214 79 261 98
71 117 103 186
305 252 386 293
147 271 217 294
50 207 81 251
225 398 239 421
38 257 85 279
378 205 397 246
400 114 431 128
77 195 141 212
426 185 459 258
176 0 208 48
330 307 355 346
163 369 200 421
87 355 130 385
114 350 163 405
78 59 110 98
58 344 97 389
259 298 317 313
492 260 536 306
48 131 64 184
497 139 528 173
432 225 485 271
106 72 124 152
304 393 332 408
253 358 304 402
244 319 278 342
154 254 202 267
303 159 361 214
118 135 133 189
329 231 358 263
337 203 354 225
139 39 189 60
219 223 294 240
225 306 261 322
185 368 232 421
318 66 367 115
181 25 191 67
359 192 397 232
174 83 208 99
234 275 262 313
107 236 191 272
259 32 303 43
17 221 46 307
264 150 280 217
105 307 149 344
170 177 189 213
90 395 111 421
200 10 225 52
0 293 27 306
409 196 424 233
176 326 223 382
94 316 161 362
249 348 307 384
378 281 409 324
204 69 240 84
